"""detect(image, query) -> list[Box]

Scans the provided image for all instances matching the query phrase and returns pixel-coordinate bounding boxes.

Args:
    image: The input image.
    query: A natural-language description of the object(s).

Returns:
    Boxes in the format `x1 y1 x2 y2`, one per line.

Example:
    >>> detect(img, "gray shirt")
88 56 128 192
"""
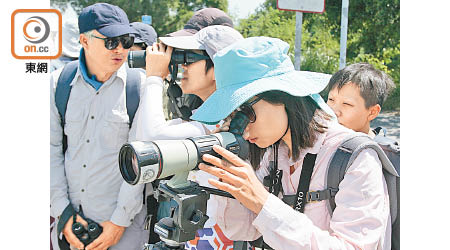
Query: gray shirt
50 63 148 227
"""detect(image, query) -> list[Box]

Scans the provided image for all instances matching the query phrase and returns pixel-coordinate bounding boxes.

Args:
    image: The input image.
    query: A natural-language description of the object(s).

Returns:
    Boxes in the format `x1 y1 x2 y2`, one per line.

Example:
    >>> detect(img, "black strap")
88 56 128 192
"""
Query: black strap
293 153 317 213
56 203 75 237
55 62 141 153
265 149 317 212
269 143 283 197
125 68 141 128
55 60 78 154
146 190 160 244
253 151 316 250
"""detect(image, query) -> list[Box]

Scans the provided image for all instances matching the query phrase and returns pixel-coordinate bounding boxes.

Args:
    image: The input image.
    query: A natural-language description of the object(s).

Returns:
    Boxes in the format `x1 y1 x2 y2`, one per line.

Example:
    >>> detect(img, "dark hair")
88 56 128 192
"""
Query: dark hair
177 51 213 114
135 42 147 50
249 91 331 170
204 51 214 74
326 63 395 108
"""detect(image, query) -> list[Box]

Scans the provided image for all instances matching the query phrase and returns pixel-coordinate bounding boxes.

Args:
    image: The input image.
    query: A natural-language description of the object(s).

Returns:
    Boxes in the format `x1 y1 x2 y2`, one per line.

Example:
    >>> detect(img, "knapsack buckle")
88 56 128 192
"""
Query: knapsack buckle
306 191 321 203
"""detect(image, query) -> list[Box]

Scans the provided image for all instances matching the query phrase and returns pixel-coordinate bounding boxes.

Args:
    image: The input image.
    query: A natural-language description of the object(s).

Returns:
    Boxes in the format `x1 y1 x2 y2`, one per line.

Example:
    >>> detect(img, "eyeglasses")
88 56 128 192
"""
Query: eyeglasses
92 34 134 50
239 96 263 123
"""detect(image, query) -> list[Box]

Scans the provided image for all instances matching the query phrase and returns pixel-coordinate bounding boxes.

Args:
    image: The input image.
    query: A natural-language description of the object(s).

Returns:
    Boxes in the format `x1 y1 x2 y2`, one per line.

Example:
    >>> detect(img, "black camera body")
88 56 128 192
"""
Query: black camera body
72 219 103 246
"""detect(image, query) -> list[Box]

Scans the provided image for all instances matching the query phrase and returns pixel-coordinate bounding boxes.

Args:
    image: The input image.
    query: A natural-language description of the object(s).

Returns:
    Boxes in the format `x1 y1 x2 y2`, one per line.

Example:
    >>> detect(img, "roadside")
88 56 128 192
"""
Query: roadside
372 110 400 143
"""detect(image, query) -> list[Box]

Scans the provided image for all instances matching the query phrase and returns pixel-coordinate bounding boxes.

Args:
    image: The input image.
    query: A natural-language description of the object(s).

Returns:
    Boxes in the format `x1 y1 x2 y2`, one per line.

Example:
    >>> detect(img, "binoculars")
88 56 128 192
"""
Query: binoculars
127 49 210 68
72 219 103 246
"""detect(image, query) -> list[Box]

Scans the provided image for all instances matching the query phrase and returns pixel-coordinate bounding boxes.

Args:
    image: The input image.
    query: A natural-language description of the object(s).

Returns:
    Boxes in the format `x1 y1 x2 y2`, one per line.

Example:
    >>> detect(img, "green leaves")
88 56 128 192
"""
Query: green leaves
53 0 228 38
236 0 399 110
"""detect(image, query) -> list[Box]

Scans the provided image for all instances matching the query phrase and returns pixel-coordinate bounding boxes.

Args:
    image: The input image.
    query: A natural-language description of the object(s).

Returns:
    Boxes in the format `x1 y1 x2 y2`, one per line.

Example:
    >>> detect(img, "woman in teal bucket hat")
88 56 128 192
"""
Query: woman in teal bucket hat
194 37 391 249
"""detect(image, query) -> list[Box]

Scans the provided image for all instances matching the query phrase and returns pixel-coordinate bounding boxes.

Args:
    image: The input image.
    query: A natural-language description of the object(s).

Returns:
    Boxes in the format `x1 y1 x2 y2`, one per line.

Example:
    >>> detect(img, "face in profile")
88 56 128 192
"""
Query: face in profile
242 98 289 148
327 83 374 133
180 51 216 100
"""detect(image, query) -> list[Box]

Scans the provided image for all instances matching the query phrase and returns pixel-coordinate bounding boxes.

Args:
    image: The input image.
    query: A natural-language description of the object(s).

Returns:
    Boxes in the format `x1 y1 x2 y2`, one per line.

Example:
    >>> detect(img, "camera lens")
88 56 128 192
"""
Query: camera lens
119 145 138 184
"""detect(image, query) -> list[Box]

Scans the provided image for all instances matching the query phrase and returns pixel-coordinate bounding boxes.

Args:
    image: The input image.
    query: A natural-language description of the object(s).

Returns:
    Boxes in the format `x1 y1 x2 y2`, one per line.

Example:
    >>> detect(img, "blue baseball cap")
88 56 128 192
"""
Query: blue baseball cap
191 37 334 124
78 3 137 37
130 22 157 46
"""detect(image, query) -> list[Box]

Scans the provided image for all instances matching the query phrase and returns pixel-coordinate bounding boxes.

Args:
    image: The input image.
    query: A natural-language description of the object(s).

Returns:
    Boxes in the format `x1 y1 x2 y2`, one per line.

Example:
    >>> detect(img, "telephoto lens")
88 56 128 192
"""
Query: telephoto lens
119 132 249 186
119 110 250 186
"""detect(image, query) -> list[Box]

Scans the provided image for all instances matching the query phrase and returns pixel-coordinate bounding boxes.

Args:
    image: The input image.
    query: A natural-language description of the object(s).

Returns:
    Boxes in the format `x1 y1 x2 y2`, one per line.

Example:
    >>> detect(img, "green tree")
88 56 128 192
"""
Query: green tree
237 0 399 110
51 0 228 36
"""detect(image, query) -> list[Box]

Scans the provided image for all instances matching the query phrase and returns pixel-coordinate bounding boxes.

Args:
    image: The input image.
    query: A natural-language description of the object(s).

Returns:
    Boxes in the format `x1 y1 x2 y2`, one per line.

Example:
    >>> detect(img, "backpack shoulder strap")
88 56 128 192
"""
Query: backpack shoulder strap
125 68 141 128
55 60 79 154
55 60 79 125
324 134 399 214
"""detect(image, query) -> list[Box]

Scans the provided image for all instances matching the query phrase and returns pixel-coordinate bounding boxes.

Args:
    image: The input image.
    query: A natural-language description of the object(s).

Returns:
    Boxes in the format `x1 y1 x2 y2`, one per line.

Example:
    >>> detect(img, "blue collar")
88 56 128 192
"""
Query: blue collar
79 48 103 91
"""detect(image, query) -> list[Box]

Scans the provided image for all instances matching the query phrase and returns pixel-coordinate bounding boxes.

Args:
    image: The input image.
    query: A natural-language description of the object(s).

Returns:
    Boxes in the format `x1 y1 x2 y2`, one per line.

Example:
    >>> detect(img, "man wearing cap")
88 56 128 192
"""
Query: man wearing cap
50 3 150 250
163 7 235 116
130 22 157 51
136 25 243 249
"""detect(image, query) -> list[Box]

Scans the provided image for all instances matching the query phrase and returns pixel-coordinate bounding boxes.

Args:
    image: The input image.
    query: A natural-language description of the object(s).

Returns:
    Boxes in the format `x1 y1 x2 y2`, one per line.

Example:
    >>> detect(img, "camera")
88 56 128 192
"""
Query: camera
127 49 210 69
72 219 103 246
119 111 250 188
119 112 250 249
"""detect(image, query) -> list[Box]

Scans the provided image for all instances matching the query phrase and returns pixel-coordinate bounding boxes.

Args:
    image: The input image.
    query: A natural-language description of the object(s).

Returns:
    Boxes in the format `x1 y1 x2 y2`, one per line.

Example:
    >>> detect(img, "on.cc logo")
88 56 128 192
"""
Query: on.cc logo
23 16 50 44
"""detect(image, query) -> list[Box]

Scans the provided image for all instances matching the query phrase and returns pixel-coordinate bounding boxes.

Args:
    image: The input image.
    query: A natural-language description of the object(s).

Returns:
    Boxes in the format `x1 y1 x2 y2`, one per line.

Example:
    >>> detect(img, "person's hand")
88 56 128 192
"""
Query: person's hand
85 221 125 250
145 42 172 78
62 214 88 249
198 145 269 214
210 111 235 134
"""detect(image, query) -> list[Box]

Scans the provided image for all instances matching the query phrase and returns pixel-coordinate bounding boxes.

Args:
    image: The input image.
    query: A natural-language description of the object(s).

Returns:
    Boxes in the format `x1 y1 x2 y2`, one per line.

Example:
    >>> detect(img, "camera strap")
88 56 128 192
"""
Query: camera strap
268 152 317 213
293 153 317 213
165 76 192 121
56 203 76 237
268 143 282 197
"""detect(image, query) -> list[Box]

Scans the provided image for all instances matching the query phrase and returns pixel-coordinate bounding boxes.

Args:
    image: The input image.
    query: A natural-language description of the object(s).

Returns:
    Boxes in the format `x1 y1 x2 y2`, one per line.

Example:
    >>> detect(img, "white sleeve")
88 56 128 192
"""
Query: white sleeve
134 76 207 141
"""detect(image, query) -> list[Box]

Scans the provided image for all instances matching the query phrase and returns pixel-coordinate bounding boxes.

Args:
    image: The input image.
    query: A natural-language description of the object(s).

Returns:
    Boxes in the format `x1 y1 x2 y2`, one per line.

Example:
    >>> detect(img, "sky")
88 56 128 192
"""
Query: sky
228 0 267 20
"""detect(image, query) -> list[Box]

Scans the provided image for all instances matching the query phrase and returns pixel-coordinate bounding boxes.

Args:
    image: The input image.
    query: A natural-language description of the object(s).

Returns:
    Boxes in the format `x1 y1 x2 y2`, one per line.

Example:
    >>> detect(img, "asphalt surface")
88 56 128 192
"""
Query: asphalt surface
371 110 400 143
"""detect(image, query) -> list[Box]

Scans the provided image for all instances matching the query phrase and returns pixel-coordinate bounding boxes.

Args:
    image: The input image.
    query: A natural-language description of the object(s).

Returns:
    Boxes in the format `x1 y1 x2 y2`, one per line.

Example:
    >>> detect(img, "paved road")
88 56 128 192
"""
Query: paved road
371 111 400 143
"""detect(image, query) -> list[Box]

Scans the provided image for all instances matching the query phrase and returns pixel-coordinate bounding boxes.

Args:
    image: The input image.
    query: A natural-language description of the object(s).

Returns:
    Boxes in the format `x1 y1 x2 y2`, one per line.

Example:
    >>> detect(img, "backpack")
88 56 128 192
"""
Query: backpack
54 60 141 153
311 130 400 250
54 60 152 247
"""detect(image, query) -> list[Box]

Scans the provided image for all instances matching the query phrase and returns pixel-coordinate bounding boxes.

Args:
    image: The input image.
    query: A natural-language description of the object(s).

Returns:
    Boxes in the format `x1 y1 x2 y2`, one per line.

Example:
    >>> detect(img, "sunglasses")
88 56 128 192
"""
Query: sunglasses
92 34 134 50
239 96 263 123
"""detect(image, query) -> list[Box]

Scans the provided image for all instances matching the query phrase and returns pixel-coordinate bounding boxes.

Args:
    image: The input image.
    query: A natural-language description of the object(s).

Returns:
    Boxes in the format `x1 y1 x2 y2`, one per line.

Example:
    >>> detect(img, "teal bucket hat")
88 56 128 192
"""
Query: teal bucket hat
191 37 334 124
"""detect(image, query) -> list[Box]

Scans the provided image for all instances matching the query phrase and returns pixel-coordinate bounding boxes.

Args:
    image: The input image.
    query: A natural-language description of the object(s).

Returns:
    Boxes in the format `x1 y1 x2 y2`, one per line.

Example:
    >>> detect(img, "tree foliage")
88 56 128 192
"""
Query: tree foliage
51 0 228 37
238 0 400 110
